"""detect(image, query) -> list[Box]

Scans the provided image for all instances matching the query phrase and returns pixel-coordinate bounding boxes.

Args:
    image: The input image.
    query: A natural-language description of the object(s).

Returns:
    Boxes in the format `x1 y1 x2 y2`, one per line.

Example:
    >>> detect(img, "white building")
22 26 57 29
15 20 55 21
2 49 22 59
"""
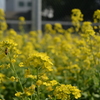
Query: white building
0 0 6 11
6 0 32 12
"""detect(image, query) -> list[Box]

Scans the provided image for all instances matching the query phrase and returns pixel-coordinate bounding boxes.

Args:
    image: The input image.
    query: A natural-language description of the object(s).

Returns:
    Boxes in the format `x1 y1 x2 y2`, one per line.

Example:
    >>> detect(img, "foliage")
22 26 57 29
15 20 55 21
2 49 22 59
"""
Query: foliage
0 8 100 100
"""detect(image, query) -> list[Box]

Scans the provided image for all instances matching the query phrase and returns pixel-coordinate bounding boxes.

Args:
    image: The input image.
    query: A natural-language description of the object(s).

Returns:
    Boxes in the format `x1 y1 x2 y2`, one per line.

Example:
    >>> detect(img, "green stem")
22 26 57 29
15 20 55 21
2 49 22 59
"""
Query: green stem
10 61 24 92
31 95 32 100
37 68 40 100
31 82 33 100
9 55 24 92
54 96 56 100
63 71 67 83
9 67 17 91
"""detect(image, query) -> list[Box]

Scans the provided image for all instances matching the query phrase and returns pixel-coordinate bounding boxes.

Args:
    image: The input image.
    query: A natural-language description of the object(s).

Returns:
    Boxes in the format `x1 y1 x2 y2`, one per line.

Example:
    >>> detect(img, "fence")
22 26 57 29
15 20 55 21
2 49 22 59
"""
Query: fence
6 20 73 32
6 20 100 32
4 0 100 32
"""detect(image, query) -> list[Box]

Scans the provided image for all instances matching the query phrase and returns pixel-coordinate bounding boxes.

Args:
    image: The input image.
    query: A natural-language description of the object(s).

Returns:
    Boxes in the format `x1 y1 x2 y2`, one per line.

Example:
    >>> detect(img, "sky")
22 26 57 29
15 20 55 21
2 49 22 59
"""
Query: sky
0 0 5 11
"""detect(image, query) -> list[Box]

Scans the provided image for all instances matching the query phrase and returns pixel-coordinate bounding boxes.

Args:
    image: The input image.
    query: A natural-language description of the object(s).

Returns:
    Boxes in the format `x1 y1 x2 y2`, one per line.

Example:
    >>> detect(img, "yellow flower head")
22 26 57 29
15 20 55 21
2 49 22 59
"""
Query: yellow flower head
0 9 5 17
19 62 24 67
71 8 83 21
50 80 58 86
54 84 81 100
10 76 15 82
19 16 25 21
45 24 52 31
36 80 43 86
25 52 53 71
81 21 93 33
15 92 23 97
93 9 100 22
0 73 6 83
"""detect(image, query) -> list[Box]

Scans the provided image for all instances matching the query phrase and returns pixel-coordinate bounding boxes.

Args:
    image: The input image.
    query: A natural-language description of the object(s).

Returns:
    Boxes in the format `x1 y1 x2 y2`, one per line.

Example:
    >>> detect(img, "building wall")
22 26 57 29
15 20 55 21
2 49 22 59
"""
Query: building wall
0 0 6 11
6 0 32 12
14 0 31 12
6 0 14 11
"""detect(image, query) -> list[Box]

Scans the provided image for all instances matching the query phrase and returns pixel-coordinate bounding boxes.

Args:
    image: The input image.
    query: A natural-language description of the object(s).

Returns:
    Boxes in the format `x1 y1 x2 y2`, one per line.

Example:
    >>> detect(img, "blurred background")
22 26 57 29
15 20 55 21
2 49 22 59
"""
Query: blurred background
0 0 100 32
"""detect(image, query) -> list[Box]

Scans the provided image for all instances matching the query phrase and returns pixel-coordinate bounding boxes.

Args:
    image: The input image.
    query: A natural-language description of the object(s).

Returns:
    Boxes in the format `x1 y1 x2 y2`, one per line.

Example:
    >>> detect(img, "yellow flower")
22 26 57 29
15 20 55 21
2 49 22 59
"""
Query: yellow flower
44 24 53 33
24 69 31 78
85 30 95 36
44 62 53 71
8 29 17 36
29 84 35 90
15 92 23 97
10 76 15 82
24 85 35 96
11 59 16 63
54 23 64 33
0 54 6 60
81 21 93 33
54 84 81 100
25 91 32 96
54 23 62 29
48 95 52 99
13 55 18 58
25 52 53 71
19 16 25 21
19 62 24 67
93 9 100 21
43 82 51 86
36 80 43 86
29 31 37 37
50 80 58 86
27 75 37 79
1 21 7 31
40 74 49 81
46 86 53 91
0 39 17 49
54 84 71 100
0 73 6 83
69 85 81 99
0 9 5 16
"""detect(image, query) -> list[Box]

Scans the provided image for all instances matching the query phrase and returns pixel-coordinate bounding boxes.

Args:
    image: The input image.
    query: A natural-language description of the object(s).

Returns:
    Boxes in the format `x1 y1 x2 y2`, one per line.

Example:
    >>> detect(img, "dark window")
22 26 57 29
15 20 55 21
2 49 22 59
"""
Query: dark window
27 2 31 7
19 1 24 7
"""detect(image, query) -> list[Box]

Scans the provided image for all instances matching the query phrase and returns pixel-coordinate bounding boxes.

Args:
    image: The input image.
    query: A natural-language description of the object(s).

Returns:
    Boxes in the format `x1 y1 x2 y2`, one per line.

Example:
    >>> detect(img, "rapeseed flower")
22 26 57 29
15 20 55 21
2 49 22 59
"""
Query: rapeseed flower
54 84 81 100
50 80 58 86
81 21 93 33
15 92 23 97
19 62 24 67
24 85 35 96
36 80 43 86
40 73 49 81
0 73 6 83
54 84 71 100
24 52 53 71
10 76 15 82
19 16 25 22
71 8 83 32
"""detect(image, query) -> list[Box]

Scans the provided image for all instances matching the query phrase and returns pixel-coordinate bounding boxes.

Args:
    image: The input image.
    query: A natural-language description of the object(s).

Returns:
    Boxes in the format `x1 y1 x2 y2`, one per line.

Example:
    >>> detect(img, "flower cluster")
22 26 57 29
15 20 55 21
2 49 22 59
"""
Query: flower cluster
0 9 7 31
71 8 83 32
93 9 100 33
18 16 25 33
54 84 81 100
1 8 100 100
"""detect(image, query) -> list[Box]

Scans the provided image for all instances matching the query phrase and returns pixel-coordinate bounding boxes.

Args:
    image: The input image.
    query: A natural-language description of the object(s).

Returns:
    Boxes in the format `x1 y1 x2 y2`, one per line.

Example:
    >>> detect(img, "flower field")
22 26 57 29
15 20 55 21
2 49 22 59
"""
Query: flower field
0 8 100 100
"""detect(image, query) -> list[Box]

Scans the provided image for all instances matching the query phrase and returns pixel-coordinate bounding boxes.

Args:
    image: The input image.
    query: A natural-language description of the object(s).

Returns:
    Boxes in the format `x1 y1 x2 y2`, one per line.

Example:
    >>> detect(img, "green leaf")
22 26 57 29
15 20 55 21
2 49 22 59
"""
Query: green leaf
90 97 94 100
92 93 100 98
93 75 99 87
